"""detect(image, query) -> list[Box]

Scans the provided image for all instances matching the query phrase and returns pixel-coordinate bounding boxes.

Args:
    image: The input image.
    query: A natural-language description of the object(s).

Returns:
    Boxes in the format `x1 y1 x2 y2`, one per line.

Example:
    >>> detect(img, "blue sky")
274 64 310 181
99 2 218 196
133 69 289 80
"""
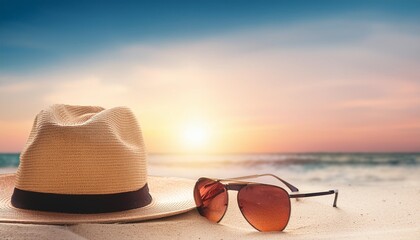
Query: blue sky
1 1 420 74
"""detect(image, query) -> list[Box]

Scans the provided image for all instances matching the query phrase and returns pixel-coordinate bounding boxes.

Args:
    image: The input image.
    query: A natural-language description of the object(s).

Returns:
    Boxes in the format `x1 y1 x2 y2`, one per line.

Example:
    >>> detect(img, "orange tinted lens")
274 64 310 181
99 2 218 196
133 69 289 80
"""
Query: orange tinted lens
194 178 228 222
238 184 291 232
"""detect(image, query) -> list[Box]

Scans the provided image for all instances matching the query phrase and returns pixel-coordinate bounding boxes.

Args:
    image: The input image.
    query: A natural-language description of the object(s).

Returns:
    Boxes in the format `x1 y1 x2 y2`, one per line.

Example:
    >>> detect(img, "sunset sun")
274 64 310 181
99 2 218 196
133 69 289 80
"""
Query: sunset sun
181 123 210 150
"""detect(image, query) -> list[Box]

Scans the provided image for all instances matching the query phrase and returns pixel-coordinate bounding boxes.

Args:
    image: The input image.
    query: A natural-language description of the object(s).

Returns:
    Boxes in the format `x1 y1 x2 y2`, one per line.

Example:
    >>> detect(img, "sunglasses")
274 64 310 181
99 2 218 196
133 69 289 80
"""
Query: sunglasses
194 174 338 232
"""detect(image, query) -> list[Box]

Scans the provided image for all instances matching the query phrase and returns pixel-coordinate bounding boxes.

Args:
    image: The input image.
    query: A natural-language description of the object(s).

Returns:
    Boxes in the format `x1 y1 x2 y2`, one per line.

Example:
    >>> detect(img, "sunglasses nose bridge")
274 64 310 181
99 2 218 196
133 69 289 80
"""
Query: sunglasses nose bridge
225 183 245 191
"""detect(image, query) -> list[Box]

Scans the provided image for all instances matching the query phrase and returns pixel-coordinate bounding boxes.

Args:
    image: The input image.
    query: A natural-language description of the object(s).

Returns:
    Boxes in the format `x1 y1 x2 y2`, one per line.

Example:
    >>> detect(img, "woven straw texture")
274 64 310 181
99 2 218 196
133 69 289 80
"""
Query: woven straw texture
16 104 147 194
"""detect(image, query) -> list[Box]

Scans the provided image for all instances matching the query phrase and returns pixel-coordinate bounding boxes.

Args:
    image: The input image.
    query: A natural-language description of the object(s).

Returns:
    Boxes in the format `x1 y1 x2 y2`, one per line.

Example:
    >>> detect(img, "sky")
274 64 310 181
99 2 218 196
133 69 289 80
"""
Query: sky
1 0 420 153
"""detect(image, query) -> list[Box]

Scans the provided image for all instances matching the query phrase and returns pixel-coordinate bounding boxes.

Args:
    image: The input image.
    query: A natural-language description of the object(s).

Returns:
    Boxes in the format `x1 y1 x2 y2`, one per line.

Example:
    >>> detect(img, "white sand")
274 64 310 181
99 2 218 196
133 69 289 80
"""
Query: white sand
1 180 419 239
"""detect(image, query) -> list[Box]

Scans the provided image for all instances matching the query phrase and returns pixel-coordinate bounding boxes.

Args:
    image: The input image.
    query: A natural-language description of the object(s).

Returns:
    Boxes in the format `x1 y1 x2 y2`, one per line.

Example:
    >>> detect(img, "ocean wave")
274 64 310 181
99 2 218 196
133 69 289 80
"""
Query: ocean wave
1 153 419 169
147 153 420 169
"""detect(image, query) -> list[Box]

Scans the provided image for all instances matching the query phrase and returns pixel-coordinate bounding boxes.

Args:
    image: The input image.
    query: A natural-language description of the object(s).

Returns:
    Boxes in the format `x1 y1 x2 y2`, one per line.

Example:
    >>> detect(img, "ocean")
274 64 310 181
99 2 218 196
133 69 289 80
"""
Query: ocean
1 153 420 184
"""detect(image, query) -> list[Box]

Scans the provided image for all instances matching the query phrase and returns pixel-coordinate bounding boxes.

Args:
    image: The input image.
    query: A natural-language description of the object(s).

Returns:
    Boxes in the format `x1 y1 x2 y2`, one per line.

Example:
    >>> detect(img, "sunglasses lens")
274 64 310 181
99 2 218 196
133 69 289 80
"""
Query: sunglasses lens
238 184 291 232
194 178 228 222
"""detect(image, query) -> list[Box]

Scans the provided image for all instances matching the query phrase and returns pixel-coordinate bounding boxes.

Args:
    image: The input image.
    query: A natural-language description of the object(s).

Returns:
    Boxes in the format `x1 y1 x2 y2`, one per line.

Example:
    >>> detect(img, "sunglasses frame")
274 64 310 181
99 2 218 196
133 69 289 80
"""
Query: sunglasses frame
195 173 339 232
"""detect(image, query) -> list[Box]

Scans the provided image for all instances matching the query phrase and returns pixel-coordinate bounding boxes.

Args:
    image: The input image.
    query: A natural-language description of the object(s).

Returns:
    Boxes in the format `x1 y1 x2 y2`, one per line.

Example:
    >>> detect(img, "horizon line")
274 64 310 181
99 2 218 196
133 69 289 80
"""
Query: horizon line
2 151 420 155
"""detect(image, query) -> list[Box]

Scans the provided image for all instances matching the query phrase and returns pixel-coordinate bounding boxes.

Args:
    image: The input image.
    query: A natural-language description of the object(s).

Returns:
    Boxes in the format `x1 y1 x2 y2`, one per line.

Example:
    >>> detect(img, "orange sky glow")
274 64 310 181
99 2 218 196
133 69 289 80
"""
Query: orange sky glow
1 22 420 153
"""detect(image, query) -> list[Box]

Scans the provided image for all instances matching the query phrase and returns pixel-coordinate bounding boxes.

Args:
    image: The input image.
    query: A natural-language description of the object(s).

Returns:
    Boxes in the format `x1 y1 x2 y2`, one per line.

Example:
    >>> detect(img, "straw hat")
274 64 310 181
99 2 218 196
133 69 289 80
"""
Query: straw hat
0 104 195 224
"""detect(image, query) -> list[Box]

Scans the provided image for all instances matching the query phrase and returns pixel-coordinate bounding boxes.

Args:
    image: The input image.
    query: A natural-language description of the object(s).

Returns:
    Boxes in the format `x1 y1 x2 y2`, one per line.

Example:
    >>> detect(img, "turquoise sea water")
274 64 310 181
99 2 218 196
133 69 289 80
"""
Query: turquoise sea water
2 152 419 168
0 153 20 168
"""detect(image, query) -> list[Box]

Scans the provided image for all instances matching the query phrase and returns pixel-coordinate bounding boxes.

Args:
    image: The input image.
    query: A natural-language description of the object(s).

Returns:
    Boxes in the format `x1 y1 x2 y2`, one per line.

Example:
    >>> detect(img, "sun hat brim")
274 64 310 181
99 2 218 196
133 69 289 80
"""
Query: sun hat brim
0 174 195 224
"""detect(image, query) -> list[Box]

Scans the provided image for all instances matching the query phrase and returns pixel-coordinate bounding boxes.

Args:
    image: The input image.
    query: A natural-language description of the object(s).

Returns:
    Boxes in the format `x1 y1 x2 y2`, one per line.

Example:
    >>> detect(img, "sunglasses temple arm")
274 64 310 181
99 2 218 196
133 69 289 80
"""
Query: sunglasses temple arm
333 190 339 207
226 173 299 192
290 189 339 207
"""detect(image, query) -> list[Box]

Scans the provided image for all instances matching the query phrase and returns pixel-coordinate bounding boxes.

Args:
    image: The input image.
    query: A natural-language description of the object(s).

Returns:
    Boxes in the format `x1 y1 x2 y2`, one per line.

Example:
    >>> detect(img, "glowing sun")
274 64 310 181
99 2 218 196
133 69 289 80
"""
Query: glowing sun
181 123 210 149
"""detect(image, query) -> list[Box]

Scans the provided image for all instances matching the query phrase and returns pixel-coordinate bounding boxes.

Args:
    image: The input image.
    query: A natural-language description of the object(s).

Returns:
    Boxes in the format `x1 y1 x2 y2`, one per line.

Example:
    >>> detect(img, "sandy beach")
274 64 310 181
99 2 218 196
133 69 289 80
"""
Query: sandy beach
1 166 419 240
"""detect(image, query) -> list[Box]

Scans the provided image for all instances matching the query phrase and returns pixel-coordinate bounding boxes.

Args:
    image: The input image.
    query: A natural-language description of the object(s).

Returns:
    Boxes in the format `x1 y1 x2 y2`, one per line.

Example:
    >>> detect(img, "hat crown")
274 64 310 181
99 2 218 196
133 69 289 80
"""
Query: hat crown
16 104 148 194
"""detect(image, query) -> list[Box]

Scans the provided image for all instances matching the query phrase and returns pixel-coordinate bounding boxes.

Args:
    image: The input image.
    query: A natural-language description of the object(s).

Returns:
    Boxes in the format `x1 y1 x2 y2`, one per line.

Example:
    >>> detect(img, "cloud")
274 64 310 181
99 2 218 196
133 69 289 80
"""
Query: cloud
0 78 48 121
44 77 128 106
